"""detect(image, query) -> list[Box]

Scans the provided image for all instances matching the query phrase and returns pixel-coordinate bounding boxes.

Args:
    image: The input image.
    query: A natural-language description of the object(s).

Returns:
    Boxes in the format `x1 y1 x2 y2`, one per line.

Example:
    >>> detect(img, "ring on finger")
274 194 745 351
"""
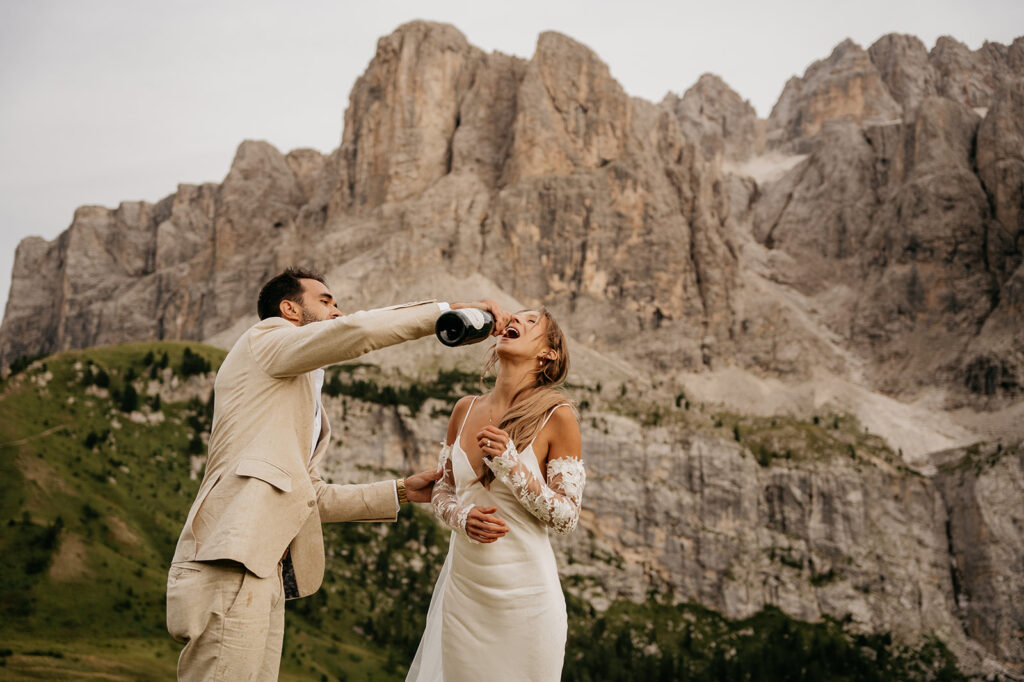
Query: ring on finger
486 439 490 447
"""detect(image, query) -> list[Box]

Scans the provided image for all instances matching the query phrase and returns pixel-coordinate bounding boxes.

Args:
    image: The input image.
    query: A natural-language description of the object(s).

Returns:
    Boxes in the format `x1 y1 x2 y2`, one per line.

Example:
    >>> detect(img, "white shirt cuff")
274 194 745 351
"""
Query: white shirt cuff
437 302 451 312
393 480 401 512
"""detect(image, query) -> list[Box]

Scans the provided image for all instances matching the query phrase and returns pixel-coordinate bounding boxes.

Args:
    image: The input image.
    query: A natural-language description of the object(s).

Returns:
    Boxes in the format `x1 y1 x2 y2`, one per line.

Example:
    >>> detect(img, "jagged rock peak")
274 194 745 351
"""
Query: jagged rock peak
499 30 631 183
929 34 1024 108
224 141 301 194
2 25 1022 419
532 29 618 78
769 38 901 145
664 73 763 162
867 33 940 114
218 140 307 233
338 21 484 209
335 22 636 203
684 72 745 98
767 32 1024 149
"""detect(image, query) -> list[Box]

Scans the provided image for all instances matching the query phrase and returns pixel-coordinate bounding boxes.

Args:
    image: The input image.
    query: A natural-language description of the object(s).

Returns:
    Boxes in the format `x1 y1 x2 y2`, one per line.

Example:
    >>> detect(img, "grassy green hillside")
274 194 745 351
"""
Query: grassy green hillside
0 343 964 680
0 342 435 680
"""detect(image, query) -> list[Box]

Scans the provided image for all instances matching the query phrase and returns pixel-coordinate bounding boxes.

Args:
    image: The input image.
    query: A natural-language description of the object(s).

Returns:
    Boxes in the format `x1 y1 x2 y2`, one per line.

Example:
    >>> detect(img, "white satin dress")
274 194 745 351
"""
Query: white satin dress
407 399 586 682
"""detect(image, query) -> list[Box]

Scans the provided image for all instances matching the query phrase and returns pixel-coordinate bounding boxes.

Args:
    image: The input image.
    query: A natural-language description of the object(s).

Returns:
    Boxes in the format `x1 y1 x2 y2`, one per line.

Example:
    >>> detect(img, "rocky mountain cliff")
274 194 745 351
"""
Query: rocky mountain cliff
3 26 1022 414
2 22 1022 677
321 374 1022 678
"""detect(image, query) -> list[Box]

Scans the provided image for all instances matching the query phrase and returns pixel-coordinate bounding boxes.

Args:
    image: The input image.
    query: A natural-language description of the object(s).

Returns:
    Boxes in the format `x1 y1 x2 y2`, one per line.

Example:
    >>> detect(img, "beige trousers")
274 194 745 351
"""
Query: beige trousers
166 560 285 682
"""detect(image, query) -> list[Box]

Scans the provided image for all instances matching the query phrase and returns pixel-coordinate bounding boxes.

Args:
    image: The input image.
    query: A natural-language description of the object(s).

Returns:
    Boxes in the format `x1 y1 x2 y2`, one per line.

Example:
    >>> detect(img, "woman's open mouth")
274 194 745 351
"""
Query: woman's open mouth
504 327 520 339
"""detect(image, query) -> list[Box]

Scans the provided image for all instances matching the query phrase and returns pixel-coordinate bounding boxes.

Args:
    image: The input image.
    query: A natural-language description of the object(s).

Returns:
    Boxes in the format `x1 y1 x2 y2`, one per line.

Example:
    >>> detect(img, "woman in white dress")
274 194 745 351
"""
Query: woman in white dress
407 308 586 682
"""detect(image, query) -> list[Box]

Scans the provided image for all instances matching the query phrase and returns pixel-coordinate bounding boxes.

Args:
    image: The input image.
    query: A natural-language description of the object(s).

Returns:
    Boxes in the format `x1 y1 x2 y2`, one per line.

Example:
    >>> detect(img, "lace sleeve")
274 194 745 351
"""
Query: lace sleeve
485 441 585 535
431 443 479 542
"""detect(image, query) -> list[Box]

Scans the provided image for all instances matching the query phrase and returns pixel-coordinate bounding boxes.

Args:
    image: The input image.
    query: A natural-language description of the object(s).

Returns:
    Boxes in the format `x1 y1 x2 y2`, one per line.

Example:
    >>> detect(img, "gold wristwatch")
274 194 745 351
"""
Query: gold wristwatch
396 478 409 504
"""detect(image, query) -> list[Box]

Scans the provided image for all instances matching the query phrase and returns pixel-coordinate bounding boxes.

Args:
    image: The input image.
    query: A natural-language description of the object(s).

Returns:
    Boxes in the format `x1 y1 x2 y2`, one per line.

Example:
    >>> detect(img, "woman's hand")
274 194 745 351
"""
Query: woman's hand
476 425 512 458
465 506 509 543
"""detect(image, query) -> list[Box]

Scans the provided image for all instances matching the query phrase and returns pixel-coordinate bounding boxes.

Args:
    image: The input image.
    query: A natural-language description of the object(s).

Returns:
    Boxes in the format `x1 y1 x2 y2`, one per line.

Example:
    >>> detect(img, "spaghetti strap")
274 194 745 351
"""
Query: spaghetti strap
528 403 572 448
456 396 479 442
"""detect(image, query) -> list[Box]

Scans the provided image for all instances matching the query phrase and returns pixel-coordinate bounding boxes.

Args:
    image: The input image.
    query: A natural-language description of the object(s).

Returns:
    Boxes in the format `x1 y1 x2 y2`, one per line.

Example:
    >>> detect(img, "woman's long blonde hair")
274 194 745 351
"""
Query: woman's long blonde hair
477 308 575 487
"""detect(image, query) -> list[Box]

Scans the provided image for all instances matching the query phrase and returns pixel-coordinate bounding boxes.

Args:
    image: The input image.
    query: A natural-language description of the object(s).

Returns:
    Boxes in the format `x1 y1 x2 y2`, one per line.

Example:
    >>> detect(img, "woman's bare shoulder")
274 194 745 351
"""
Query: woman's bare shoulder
542 404 581 460
548 404 580 432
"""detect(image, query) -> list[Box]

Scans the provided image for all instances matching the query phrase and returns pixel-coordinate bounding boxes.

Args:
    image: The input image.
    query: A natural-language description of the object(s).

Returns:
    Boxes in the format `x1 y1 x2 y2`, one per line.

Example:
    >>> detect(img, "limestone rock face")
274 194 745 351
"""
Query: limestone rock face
976 79 1024 269
285 148 329 203
5 25 1020 402
769 39 902 145
450 51 526 186
933 445 1024 670
867 33 940 113
0 140 320 358
3 236 62 363
320 393 1022 677
752 120 877 265
929 36 1023 109
664 73 764 162
965 79 1024 398
502 32 631 183
9 25 1021 403
864 33 1024 118
338 22 485 210
2 23 1023 674
750 86 1024 402
482 92 735 371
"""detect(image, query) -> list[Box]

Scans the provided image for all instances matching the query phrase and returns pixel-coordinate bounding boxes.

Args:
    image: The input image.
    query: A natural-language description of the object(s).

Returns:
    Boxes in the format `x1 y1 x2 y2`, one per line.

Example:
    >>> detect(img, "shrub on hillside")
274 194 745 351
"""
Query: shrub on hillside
179 348 211 378
8 354 43 377
119 384 140 412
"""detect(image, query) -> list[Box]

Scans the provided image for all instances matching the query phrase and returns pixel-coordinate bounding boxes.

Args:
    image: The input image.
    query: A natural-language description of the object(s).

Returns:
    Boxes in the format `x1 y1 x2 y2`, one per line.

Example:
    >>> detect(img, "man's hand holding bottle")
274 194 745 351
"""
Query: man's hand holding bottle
440 300 512 346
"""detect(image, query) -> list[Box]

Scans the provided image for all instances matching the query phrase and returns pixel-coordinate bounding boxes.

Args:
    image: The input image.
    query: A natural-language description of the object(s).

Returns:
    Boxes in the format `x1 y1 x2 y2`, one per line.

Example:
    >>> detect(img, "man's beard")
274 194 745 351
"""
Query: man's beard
299 306 321 326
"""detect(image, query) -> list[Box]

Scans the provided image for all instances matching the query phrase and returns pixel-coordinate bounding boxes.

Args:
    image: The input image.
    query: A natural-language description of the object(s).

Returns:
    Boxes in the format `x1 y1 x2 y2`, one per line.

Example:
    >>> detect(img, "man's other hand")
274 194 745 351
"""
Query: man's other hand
403 469 443 503
451 299 511 335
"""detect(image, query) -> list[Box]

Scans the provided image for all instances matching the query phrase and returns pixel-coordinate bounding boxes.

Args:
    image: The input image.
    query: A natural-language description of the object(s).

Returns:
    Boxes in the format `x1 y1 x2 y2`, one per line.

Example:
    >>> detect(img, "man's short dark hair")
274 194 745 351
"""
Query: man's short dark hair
257 268 326 320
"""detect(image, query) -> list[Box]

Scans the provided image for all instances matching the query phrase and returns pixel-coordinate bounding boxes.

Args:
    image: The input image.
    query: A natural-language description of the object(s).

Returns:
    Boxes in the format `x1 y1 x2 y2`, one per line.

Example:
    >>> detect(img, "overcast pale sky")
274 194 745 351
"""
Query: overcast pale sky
1 0 1021 322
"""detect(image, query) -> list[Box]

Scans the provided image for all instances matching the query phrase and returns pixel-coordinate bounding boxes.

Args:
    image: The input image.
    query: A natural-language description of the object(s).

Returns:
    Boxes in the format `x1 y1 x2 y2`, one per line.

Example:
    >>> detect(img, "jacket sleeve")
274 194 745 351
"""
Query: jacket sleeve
248 302 439 378
309 465 399 523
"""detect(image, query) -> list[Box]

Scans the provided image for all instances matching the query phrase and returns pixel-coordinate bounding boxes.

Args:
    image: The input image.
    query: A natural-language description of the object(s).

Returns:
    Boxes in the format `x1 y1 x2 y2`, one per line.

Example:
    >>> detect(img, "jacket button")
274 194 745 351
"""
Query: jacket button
307 499 315 508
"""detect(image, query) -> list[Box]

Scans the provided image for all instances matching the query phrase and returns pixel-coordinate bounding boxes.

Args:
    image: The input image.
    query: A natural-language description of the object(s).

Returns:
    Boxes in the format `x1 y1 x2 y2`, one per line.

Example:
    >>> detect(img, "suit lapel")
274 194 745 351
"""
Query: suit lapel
308 408 331 473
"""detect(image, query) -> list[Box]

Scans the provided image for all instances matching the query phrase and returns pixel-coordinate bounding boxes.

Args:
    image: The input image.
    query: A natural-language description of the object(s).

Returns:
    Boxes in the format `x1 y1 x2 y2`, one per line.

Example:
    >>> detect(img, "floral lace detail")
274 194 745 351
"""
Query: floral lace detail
485 440 586 535
431 443 479 543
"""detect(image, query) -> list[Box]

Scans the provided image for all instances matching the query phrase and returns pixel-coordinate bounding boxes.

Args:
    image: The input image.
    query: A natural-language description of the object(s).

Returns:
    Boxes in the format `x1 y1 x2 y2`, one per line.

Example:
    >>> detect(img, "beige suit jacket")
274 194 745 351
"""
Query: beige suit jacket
170 301 439 598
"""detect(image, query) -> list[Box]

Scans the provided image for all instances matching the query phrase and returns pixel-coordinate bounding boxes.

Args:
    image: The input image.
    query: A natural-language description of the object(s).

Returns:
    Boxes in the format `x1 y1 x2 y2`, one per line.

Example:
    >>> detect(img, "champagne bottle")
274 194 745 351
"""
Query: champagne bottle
435 308 495 347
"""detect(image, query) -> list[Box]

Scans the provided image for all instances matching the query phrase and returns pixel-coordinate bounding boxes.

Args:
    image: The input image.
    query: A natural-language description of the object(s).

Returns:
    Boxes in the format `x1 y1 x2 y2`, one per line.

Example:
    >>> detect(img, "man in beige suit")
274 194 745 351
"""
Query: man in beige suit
166 267 509 681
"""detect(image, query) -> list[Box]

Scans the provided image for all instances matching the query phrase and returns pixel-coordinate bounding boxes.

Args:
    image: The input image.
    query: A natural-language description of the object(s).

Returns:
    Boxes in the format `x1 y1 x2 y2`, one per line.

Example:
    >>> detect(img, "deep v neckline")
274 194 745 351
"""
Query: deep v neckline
455 396 488 480
453 396 551 484
452 439 485 482
453 437 541 483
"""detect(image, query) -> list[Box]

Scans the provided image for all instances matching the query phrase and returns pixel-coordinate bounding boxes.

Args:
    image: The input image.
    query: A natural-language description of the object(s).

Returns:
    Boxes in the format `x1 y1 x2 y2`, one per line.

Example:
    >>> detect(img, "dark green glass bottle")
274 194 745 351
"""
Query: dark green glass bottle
435 308 495 346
